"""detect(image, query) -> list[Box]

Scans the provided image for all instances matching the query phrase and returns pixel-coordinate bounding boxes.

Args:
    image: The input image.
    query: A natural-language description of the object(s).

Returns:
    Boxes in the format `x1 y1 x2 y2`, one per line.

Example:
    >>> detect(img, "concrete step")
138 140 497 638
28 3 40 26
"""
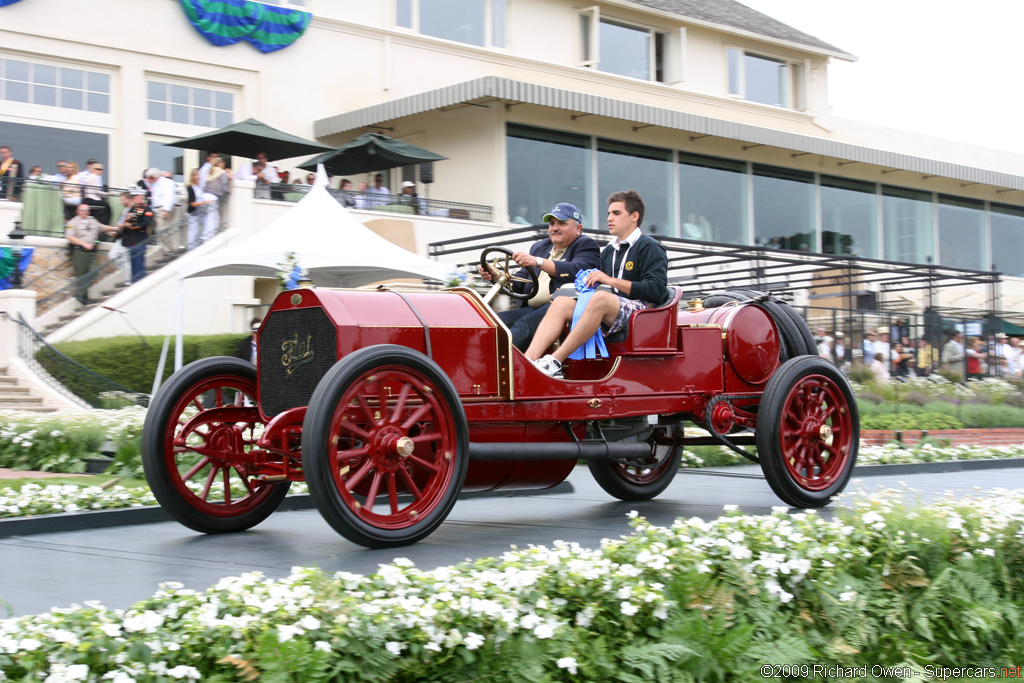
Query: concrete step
0 396 47 410
0 402 57 412
0 376 17 386
0 386 31 396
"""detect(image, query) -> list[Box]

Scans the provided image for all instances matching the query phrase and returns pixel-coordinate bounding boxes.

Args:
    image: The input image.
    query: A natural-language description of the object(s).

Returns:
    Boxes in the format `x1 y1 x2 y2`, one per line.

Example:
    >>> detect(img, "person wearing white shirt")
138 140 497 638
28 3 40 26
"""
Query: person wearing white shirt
197 152 219 193
143 167 180 241
236 152 279 199
363 173 391 208
1008 337 1022 377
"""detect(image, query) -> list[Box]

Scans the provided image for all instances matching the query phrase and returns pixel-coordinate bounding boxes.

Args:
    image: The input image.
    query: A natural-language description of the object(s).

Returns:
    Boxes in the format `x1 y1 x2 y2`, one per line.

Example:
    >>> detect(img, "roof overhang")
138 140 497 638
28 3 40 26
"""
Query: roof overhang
314 76 1024 192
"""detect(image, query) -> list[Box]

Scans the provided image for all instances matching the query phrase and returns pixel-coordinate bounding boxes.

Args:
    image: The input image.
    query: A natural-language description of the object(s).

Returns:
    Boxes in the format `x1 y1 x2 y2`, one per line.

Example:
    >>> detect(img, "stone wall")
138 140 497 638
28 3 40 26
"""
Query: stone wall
861 428 1024 447
15 239 112 301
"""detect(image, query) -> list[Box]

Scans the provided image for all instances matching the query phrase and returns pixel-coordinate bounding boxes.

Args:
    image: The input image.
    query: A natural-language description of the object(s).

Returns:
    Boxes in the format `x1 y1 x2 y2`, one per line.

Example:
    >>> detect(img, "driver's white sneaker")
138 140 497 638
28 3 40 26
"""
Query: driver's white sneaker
533 355 562 378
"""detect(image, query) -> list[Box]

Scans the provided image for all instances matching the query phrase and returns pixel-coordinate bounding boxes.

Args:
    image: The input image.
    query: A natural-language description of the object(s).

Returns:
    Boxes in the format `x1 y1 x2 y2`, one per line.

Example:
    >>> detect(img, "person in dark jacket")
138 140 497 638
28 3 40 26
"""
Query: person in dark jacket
483 202 600 351
235 318 262 364
526 190 668 377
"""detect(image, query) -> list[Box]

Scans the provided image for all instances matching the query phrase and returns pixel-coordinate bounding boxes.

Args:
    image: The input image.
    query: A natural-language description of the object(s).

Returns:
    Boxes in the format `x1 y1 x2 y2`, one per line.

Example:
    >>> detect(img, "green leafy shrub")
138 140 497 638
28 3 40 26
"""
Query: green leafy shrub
860 412 963 431
0 408 144 474
847 364 875 385
1004 392 1024 408
42 334 243 398
856 391 887 405
923 402 1024 429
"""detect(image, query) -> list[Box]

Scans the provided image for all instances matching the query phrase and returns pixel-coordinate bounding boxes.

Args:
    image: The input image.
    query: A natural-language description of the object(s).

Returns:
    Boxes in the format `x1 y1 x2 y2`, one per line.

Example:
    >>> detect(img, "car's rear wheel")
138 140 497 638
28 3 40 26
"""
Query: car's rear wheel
588 442 682 501
142 357 290 534
756 356 858 508
303 345 468 548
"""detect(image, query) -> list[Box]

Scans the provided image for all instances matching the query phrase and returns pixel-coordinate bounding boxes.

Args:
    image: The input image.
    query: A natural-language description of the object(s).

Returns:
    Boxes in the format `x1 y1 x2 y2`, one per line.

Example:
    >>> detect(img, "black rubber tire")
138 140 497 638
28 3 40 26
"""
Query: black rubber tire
302 345 469 548
588 443 683 501
142 357 290 534
755 355 859 508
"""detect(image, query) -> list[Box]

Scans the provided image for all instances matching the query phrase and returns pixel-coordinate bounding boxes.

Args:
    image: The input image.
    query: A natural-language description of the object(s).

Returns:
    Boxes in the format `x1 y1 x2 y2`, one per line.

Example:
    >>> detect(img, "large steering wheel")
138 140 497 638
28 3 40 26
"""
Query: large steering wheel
478 246 540 304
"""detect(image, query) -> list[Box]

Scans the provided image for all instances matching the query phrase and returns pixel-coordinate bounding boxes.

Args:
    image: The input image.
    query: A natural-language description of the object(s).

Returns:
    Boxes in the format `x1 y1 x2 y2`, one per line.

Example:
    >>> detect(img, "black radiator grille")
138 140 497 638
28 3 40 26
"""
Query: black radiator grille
259 307 338 417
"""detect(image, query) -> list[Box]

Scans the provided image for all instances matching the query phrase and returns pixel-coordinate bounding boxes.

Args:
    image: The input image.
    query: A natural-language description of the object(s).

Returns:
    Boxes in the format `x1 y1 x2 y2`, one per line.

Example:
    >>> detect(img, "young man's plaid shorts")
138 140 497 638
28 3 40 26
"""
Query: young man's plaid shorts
603 296 653 335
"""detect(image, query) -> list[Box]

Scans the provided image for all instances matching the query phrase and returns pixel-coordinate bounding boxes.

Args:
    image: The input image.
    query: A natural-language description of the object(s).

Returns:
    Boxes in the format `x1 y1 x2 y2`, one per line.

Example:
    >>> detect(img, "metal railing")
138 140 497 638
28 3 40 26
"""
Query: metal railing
34 199 225 325
13 179 136 238
268 183 493 222
5 311 148 408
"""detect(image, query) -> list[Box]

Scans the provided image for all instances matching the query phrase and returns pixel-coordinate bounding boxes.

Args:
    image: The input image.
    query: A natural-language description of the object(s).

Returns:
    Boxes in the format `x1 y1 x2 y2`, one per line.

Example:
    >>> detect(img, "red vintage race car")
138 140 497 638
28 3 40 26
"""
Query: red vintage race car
142 247 859 548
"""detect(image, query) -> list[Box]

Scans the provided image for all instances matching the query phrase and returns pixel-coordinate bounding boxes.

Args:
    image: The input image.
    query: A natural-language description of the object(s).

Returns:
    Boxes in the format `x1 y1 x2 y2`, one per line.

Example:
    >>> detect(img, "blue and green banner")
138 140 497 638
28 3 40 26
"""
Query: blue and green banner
0 246 33 290
0 0 26 7
181 0 311 54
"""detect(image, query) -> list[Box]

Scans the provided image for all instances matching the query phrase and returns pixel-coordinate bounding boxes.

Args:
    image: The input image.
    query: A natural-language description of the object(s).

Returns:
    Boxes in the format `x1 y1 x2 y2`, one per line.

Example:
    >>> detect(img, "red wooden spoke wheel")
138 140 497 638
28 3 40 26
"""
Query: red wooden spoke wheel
142 358 290 533
589 442 682 501
303 345 468 548
756 356 859 508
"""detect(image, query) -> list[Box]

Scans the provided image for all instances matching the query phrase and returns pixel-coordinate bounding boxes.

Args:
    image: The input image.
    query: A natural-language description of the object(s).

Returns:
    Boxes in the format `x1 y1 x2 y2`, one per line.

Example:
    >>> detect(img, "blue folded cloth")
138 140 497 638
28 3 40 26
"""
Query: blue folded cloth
568 269 608 360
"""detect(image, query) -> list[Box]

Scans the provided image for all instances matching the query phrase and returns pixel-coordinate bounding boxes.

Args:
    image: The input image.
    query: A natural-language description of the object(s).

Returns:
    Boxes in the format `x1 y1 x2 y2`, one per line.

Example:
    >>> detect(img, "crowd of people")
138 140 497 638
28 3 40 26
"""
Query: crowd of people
812 323 1023 383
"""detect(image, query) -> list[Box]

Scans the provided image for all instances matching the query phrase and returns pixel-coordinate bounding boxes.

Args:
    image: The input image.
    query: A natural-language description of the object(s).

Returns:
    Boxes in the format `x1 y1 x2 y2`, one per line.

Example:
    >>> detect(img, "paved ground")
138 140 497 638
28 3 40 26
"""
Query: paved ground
0 468 75 479
2 464 1023 618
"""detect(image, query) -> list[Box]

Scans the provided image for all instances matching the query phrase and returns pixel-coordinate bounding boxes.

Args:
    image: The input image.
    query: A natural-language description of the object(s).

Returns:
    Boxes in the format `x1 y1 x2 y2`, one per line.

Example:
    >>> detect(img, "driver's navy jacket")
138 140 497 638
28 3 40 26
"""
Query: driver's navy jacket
600 232 670 307
508 234 601 306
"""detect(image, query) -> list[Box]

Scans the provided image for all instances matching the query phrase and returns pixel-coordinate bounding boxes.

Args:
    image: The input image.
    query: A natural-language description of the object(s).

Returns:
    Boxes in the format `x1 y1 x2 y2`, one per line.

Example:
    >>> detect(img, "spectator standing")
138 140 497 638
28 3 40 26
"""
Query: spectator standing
354 181 370 209
143 168 178 237
364 173 390 208
236 153 279 199
121 190 154 283
1007 336 1023 377
49 160 70 183
862 330 877 363
833 332 847 369
870 352 889 382
61 161 82 220
79 160 110 224
915 338 938 376
28 166 43 180
338 179 357 208
942 330 965 379
197 152 219 193
0 145 24 201
186 169 217 248
65 204 107 304
874 327 891 360
397 180 426 214
234 318 262 364
107 190 133 282
204 158 231 199
966 337 987 379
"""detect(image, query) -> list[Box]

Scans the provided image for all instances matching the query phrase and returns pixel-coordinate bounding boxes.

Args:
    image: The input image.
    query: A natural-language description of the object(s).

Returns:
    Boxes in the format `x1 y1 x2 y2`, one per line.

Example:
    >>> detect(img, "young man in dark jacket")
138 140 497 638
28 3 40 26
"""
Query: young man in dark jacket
525 190 668 376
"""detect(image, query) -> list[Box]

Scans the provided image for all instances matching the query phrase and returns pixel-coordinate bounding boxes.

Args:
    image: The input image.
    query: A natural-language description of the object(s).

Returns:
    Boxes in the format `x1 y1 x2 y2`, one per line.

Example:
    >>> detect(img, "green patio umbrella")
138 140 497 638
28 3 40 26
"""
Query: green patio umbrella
164 117 332 161
297 133 447 175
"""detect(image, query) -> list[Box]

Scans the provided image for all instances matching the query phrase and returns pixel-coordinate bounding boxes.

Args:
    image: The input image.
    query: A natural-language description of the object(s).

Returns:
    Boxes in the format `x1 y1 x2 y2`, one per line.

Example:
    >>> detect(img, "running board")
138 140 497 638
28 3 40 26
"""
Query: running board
469 441 651 461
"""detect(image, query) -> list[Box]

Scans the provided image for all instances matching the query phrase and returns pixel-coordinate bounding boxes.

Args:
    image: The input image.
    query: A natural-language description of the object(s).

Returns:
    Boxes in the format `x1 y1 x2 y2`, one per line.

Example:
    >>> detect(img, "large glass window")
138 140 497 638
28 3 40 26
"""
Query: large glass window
0 57 109 113
938 195 985 271
147 141 184 184
0 120 107 178
727 48 789 107
753 164 814 250
882 186 933 265
678 152 746 243
991 204 1024 277
820 176 877 257
579 10 668 82
506 124 591 227
597 140 672 236
397 0 505 48
147 81 233 128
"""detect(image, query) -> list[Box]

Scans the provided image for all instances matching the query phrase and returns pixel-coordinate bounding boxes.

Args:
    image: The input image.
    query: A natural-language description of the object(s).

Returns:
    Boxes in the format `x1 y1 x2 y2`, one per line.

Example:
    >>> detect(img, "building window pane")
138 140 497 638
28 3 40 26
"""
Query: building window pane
87 92 109 113
5 60 29 81
679 152 746 243
598 19 650 80
507 124 591 227
753 164 814 250
148 140 183 184
597 139 671 236
744 53 786 106
991 204 1024 277
938 195 984 271
491 0 506 48
820 175 878 257
215 91 233 111
147 81 234 128
33 84 56 107
727 48 741 95
0 120 108 182
5 80 28 102
87 72 109 93
882 186 933 265
60 68 83 89
396 0 412 28
34 64 56 86
421 0 485 47
60 88 83 110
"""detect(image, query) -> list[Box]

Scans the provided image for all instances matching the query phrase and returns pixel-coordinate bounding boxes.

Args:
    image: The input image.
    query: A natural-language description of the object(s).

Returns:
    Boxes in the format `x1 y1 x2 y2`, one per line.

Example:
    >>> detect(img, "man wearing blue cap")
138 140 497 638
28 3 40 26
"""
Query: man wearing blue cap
485 202 600 350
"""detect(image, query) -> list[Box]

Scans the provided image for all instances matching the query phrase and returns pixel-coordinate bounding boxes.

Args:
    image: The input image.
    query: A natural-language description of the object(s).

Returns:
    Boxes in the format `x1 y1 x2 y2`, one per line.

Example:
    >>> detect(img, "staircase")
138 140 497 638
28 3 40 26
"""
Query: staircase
0 364 56 412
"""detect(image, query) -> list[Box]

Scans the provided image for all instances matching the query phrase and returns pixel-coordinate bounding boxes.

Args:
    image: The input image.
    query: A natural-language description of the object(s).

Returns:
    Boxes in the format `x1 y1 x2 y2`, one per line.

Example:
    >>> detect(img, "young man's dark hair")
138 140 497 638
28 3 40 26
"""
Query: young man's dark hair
607 189 645 227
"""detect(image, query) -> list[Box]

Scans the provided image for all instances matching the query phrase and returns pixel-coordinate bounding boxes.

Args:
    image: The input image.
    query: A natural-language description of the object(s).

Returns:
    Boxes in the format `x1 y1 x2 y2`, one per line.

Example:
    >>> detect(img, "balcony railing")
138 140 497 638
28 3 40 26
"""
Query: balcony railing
269 183 493 222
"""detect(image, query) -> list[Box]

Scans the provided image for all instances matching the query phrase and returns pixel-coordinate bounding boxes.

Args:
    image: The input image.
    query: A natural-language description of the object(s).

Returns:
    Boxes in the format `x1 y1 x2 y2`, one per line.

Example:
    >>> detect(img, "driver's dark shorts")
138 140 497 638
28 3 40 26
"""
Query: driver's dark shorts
603 296 653 335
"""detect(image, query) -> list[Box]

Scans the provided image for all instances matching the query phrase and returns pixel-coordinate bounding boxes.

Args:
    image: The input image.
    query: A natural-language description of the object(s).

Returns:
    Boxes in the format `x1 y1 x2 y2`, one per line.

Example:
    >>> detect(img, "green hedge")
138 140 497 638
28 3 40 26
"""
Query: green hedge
859 411 963 431
44 334 245 397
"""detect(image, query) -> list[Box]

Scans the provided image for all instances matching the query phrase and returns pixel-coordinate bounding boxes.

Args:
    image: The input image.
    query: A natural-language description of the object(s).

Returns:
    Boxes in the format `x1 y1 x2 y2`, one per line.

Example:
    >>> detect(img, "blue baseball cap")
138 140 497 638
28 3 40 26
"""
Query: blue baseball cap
541 202 583 224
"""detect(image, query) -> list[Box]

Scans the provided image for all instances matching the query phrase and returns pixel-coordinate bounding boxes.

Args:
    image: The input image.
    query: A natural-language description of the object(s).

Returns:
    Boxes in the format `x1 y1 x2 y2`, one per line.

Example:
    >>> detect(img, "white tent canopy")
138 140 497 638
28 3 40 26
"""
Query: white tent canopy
177 179 451 287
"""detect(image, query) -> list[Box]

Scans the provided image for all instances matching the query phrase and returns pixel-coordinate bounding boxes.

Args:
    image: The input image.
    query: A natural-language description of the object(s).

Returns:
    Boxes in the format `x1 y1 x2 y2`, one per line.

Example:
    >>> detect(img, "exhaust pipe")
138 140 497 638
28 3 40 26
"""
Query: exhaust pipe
469 441 652 461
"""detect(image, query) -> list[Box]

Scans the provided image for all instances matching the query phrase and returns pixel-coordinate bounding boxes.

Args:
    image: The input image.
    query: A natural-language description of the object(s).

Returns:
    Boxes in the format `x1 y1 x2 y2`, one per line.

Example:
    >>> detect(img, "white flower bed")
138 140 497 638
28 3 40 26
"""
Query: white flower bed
1 487 1023 681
